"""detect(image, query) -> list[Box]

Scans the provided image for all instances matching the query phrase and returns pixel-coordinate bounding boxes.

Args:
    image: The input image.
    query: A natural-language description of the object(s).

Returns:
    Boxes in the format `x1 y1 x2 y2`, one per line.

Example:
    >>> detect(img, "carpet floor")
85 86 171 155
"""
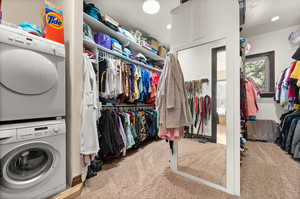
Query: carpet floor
74 140 300 199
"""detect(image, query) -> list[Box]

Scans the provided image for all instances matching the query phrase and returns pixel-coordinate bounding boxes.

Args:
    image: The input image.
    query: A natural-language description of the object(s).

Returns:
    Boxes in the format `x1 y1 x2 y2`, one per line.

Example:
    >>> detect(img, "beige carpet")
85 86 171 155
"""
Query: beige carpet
74 140 300 199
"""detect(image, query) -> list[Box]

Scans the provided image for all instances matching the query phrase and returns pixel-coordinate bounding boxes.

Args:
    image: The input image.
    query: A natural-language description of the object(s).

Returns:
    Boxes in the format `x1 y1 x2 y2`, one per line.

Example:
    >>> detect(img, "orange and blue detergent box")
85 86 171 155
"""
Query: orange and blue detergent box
43 0 64 44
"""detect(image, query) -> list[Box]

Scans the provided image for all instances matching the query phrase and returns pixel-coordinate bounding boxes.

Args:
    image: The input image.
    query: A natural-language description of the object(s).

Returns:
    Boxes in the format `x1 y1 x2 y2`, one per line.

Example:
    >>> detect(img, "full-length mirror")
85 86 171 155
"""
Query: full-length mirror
177 40 227 187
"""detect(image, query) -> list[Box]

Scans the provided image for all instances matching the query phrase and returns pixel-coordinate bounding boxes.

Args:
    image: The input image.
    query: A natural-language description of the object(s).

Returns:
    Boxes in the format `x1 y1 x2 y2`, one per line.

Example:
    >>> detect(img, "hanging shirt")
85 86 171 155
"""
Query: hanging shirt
280 67 291 108
138 68 144 99
115 60 123 96
133 69 140 100
245 80 259 117
128 65 136 102
123 113 135 148
117 116 127 156
290 61 300 79
288 62 297 98
275 68 288 102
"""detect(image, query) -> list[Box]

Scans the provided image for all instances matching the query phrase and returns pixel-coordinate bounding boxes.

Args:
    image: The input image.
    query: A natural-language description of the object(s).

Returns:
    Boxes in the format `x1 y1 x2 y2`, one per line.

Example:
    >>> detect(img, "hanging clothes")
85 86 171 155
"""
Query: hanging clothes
81 53 100 155
98 109 159 158
275 61 300 109
80 54 101 181
276 110 300 160
197 95 211 136
98 58 160 104
158 125 184 141
275 68 288 103
156 53 193 140
245 78 260 117
280 67 291 108
240 74 248 120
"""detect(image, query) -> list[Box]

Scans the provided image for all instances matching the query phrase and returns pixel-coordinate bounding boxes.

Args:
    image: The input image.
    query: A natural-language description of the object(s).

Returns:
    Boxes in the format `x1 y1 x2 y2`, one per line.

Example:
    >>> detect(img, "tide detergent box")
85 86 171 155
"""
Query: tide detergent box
43 0 64 44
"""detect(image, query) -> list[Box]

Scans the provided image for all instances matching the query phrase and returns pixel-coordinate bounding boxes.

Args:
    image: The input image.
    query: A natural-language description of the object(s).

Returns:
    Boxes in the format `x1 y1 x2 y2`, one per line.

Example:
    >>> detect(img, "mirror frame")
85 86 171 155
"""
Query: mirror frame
170 37 240 196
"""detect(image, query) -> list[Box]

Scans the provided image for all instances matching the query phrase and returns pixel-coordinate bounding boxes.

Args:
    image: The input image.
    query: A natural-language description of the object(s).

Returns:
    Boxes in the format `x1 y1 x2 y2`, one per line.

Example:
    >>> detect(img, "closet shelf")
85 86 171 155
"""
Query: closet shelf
83 13 165 62
84 39 162 74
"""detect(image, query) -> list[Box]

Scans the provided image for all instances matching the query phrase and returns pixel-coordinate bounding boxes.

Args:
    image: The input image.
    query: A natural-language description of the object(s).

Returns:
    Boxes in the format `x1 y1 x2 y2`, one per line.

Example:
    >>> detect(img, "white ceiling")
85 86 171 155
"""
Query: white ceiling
89 0 180 45
242 0 300 37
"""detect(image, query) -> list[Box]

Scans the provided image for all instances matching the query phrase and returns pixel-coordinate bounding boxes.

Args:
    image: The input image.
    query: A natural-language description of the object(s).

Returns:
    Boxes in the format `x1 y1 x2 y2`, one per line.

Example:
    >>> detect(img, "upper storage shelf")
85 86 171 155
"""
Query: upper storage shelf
83 13 165 62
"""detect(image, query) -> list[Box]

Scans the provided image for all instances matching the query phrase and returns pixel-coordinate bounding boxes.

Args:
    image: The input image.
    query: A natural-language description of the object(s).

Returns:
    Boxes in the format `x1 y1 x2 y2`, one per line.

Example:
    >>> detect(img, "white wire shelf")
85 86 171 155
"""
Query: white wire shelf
84 39 162 73
83 13 165 62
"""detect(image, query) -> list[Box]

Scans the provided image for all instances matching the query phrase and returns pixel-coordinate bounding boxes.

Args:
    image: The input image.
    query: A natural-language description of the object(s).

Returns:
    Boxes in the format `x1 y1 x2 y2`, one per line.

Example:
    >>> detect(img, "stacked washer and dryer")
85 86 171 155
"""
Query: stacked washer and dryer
0 25 67 199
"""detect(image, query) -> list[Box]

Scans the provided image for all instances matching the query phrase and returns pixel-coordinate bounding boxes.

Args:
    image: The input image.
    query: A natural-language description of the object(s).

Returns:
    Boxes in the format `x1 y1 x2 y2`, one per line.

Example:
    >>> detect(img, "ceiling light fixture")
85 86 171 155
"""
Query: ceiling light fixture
166 24 172 30
143 0 160 15
271 16 280 22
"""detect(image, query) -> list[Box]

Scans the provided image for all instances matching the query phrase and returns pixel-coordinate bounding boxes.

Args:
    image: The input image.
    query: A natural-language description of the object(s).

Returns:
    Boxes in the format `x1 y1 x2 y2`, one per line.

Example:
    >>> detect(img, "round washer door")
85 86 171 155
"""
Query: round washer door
0 142 58 189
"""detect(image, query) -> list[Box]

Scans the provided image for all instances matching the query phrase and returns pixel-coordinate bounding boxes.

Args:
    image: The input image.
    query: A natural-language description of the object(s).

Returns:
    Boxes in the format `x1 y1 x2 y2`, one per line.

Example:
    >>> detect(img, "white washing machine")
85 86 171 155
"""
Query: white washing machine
0 25 65 122
0 120 66 199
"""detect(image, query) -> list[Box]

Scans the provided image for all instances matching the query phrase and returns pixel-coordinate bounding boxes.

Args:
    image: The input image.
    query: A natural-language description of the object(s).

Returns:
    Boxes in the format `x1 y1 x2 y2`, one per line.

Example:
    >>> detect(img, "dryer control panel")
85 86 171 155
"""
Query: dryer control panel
0 24 65 57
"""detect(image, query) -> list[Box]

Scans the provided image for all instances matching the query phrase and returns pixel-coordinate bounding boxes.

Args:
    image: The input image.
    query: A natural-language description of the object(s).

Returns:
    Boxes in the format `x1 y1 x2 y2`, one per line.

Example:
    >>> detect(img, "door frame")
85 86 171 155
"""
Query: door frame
211 46 226 143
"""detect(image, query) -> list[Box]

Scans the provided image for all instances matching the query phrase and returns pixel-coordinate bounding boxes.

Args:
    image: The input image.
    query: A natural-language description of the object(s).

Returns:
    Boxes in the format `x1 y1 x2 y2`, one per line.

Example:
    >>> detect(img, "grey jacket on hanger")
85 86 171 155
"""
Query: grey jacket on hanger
156 53 193 128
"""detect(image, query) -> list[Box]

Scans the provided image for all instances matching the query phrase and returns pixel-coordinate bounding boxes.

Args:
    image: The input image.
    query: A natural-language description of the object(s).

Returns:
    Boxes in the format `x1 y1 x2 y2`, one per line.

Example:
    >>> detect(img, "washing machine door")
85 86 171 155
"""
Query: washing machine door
0 142 57 189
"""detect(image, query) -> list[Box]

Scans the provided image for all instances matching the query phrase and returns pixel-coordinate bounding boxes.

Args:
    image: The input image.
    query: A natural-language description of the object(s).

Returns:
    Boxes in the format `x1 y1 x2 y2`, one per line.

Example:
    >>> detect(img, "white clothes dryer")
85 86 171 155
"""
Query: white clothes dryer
0 25 65 122
0 120 66 199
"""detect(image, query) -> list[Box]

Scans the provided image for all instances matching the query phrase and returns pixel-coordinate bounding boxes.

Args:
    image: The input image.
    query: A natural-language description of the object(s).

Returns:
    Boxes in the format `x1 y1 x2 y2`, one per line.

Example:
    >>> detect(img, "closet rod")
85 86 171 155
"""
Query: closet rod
101 104 156 111
84 39 162 74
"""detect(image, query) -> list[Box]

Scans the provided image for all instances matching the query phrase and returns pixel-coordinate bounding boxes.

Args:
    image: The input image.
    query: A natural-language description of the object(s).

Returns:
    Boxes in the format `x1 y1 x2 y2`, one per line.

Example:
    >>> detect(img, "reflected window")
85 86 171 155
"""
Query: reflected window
217 50 226 115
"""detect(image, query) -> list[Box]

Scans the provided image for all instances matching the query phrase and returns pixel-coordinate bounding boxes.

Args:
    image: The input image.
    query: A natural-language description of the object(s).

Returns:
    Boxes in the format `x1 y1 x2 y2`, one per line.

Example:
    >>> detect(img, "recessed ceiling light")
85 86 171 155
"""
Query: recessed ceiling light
166 24 172 30
143 0 160 15
271 16 280 22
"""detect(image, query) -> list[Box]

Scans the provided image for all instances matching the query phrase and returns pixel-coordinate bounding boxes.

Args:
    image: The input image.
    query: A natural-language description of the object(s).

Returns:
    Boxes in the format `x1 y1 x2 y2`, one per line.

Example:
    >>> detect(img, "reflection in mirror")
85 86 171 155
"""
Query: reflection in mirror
177 42 227 187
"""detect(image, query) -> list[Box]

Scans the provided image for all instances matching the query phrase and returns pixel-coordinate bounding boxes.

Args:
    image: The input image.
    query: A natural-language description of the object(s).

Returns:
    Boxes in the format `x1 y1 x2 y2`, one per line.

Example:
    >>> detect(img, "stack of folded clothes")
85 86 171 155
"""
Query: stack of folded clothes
123 47 132 58
134 53 147 64
95 33 112 50
119 26 137 43
104 15 119 31
111 38 123 55
84 2 102 21
83 22 94 43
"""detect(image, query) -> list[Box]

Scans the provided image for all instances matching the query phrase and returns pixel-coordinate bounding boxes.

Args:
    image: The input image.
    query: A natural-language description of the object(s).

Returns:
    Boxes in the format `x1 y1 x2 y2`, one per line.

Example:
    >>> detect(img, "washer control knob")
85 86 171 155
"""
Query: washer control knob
53 127 60 134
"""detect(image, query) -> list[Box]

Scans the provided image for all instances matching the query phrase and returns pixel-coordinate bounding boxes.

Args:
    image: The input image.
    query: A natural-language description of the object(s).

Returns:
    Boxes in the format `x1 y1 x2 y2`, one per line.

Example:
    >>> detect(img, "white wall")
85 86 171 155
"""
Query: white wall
63 0 83 186
246 24 300 122
2 0 63 27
